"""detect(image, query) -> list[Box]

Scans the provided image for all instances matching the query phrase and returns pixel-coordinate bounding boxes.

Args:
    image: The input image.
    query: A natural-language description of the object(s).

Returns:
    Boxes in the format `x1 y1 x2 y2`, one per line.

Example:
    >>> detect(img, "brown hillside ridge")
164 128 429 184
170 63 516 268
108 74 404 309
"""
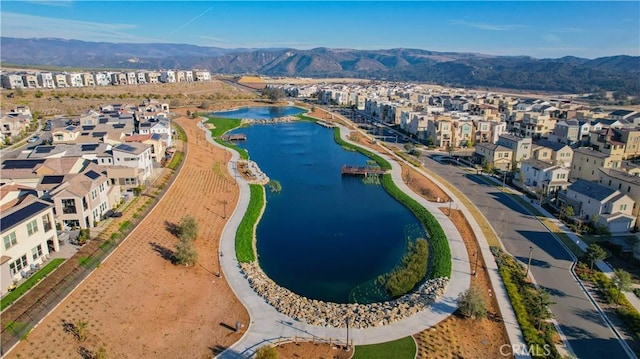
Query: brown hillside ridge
7 110 248 359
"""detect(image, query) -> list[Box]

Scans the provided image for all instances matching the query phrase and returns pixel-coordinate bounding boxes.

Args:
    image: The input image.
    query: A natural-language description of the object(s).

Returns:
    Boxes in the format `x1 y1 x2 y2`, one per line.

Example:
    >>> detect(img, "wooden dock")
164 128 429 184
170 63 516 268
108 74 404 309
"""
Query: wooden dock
221 133 247 141
316 121 335 129
341 165 385 176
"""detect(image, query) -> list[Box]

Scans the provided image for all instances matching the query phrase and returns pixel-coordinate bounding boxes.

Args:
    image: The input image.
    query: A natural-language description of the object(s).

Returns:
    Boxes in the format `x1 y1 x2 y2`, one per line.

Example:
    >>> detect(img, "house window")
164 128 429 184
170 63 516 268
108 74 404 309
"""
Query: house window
9 255 28 275
27 219 39 236
62 199 76 214
31 244 43 261
42 214 53 232
3 232 17 250
628 186 631 192
125 178 137 185
621 204 627 211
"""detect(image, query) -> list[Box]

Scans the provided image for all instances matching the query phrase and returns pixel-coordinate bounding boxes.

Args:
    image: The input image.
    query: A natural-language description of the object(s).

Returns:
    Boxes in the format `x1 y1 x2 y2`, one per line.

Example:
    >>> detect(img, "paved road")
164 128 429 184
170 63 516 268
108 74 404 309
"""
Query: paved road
420 154 630 359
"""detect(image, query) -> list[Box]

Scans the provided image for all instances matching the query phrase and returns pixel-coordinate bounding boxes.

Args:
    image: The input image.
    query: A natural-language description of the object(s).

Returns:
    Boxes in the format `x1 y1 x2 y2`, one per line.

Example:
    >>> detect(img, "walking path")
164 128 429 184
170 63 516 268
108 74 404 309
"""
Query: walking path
199 118 527 358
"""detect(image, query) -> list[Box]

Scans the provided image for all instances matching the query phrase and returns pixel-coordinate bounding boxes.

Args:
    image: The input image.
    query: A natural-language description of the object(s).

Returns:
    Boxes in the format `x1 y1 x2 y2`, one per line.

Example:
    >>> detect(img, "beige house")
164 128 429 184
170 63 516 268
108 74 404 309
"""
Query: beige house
124 134 165 163
559 179 636 233
426 117 453 148
570 147 622 182
49 167 120 229
1 195 59 295
474 143 512 171
531 140 573 167
598 165 640 228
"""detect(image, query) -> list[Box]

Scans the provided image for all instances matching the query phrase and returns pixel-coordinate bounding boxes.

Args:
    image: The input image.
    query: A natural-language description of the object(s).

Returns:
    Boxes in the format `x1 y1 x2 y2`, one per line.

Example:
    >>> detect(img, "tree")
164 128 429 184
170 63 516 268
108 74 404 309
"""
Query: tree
612 269 632 304
174 236 198 266
262 87 285 102
585 243 607 271
457 287 487 319
563 205 575 221
531 289 554 329
177 215 198 241
255 345 278 359
173 215 199 266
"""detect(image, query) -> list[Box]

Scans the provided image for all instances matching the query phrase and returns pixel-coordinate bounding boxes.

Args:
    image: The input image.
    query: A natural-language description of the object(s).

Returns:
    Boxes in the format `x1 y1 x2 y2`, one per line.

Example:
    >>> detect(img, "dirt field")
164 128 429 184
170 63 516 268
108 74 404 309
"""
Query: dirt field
7 111 248 359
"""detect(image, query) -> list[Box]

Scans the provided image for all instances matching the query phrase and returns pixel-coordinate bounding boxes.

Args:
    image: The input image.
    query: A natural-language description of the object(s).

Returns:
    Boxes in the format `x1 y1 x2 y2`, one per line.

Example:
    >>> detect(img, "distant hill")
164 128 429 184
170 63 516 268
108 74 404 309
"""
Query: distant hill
2 37 639 95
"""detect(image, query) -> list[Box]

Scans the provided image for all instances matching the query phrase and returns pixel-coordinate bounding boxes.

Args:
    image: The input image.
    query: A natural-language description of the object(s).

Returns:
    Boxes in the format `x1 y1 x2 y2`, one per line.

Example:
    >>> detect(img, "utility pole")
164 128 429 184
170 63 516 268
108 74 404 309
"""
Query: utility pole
217 251 223 278
222 200 227 219
525 246 533 277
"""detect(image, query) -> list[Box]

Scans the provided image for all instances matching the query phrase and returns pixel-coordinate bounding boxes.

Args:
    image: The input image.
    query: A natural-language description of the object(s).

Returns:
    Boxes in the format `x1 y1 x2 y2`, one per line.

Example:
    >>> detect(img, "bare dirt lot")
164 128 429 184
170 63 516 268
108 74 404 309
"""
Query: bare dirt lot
7 112 248 359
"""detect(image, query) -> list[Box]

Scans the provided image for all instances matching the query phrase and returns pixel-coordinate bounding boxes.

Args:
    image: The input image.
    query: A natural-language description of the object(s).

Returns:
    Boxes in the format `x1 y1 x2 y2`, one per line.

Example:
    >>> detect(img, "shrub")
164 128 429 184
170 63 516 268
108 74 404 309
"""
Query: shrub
457 287 488 319
382 238 428 296
173 236 198 266
255 345 278 359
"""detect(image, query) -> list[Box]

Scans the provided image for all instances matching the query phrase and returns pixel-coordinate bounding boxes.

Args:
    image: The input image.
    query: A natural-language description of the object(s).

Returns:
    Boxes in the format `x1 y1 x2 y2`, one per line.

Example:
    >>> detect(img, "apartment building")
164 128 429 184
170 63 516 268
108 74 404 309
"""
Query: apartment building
66 73 84 87
1 74 25 89
37 73 56 89
21 74 39 89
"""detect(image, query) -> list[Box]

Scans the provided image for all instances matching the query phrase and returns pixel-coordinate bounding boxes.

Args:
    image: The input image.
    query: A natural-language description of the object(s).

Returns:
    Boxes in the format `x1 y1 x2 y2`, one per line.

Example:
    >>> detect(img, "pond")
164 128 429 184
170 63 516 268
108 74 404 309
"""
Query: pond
229 118 426 304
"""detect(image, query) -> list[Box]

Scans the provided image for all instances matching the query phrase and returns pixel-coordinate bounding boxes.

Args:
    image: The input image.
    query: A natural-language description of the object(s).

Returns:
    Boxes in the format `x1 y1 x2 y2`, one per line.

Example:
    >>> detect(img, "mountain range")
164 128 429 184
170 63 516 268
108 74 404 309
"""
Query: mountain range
1 37 639 95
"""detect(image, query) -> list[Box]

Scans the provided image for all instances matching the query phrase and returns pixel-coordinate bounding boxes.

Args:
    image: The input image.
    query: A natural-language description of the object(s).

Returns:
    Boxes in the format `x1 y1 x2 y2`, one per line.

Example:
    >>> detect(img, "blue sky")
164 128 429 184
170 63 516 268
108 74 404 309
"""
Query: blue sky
1 1 639 59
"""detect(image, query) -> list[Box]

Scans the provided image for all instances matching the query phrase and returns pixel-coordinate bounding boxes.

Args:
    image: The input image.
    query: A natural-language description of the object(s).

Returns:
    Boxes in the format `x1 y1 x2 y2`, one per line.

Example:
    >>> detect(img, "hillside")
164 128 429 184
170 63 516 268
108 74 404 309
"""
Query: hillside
1 37 639 95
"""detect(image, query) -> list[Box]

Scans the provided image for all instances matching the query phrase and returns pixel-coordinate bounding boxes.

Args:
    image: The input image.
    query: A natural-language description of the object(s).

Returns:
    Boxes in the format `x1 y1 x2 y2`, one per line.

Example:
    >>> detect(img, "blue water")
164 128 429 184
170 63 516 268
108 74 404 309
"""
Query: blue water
230 120 426 304
211 106 305 119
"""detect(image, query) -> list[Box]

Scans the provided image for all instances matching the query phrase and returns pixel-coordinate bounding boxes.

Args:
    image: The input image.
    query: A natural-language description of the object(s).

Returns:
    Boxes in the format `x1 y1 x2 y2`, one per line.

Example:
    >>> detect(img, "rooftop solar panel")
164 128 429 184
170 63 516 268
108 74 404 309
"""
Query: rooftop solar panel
1 201 50 231
82 126 95 131
35 146 55 154
41 175 65 184
113 123 125 129
2 159 45 169
84 170 101 180
81 144 99 151
92 132 107 138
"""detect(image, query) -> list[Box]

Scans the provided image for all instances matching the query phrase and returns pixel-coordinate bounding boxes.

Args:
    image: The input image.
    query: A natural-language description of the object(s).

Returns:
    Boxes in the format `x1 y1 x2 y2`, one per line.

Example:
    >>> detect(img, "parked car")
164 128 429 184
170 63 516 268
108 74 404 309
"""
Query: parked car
102 210 123 219
27 136 39 143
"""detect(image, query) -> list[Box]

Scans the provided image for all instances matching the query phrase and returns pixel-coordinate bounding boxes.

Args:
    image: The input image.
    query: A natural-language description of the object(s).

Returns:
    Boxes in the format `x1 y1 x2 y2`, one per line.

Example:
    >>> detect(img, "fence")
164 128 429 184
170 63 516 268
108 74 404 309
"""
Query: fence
0 122 188 355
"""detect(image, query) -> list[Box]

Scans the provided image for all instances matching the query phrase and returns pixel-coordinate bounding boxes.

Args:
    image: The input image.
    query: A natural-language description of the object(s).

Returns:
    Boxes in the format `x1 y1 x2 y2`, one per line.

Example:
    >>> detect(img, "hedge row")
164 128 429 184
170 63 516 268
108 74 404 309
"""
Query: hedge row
381 174 451 279
590 270 640 341
492 247 560 359
333 127 392 171
235 184 264 263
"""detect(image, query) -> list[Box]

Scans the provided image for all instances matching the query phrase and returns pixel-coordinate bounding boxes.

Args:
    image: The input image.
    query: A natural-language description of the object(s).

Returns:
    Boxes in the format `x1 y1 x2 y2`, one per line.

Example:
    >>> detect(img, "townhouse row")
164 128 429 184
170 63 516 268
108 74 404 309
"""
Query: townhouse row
0 69 212 90
0 100 173 293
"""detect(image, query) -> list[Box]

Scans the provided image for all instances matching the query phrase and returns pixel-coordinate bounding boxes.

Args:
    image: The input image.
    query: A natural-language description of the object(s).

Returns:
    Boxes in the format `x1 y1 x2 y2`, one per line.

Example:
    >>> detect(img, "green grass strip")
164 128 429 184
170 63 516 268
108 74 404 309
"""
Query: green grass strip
1 258 65 310
205 116 249 159
381 174 452 279
167 151 184 170
332 127 391 170
236 184 265 263
353 336 416 359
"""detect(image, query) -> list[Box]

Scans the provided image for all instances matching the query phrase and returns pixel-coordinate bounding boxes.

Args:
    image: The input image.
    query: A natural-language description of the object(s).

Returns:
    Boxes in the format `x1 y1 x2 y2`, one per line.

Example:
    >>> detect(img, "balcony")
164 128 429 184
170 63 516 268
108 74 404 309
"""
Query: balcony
62 207 77 214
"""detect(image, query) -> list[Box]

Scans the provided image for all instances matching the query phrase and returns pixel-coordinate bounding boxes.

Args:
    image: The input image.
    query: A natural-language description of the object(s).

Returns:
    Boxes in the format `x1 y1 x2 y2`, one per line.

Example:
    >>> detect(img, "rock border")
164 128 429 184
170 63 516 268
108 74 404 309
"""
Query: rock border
240 262 449 329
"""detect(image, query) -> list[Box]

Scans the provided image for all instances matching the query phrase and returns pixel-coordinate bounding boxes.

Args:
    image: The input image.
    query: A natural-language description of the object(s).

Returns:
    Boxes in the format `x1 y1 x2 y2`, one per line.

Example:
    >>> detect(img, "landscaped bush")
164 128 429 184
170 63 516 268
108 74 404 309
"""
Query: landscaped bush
236 184 265 262
380 238 428 296
167 151 184 170
381 174 451 279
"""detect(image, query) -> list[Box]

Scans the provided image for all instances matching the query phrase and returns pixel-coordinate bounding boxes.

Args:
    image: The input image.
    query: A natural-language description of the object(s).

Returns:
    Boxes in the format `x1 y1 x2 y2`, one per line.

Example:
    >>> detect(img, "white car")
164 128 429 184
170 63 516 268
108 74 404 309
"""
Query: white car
27 136 39 143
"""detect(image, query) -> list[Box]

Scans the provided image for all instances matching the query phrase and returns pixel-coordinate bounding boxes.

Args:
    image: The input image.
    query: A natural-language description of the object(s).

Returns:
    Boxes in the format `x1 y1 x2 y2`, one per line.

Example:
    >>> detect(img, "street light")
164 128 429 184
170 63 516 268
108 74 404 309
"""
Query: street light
345 317 350 351
473 251 478 276
525 246 533 277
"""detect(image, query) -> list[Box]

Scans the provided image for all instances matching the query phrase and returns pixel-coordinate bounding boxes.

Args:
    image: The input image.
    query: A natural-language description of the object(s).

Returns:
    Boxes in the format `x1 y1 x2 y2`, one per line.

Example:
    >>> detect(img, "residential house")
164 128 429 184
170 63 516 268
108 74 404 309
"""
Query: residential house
21 74 39 89
558 179 636 233
453 120 474 147
0 195 59 295
37 73 56 89
520 158 570 195
94 73 111 86
82 73 96 87
124 134 165 163
53 74 69 88
426 117 453 148
66 73 84 87
1 110 32 140
138 118 172 147
549 119 580 145
497 134 532 168
110 73 128 86
588 127 627 157
474 143 512 171
194 70 211 81
127 72 138 85
49 167 120 229
111 142 153 182
1 74 25 89
531 139 573 167
160 71 176 83
145 72 161 84
598 165 640 227
570 147 622 182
